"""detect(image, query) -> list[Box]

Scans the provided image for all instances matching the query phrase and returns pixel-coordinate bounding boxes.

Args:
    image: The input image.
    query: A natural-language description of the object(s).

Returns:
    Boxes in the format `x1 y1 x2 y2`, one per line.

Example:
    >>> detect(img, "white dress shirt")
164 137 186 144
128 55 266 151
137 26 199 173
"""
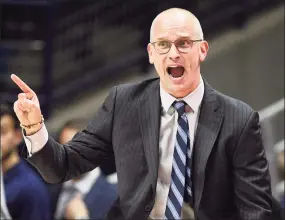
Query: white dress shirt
54 167 118 219
54 168 101 219
23 78 204 219
150 78 204 219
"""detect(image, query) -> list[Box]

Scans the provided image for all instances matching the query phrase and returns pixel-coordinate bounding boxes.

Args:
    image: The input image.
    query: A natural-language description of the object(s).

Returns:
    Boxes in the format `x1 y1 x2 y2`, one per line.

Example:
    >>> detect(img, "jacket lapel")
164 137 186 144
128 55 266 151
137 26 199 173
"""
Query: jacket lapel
192 81 224 210
138 80 161 194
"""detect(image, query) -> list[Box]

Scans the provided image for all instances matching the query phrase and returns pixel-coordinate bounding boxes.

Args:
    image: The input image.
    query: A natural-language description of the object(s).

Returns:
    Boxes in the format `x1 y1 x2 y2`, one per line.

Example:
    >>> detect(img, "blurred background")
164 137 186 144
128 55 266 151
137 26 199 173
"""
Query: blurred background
0 0 285 219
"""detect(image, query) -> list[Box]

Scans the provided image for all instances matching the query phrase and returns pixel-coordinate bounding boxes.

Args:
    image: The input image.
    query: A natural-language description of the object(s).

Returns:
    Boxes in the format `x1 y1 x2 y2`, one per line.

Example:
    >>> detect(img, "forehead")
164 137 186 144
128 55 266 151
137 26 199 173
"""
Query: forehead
152 13 195 40
156 31 192 40
0 115 14 129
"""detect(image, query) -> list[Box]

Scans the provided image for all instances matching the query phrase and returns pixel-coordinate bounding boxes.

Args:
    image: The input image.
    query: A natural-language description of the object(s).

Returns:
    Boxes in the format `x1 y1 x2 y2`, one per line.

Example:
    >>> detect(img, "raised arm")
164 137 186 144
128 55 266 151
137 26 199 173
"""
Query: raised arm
11 74 116 184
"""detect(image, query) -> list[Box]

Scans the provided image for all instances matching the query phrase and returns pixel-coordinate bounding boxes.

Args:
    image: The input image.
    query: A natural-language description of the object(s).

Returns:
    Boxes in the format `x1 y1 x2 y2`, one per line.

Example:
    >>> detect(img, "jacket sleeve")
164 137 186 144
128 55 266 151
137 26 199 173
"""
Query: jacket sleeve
233 111 273 220
26 87 117 184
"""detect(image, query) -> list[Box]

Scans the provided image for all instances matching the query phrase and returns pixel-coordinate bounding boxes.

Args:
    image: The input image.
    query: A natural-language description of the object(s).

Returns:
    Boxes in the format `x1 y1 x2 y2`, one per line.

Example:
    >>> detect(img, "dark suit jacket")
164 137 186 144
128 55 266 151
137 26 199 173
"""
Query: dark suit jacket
48 174 117 220
26 78 273 220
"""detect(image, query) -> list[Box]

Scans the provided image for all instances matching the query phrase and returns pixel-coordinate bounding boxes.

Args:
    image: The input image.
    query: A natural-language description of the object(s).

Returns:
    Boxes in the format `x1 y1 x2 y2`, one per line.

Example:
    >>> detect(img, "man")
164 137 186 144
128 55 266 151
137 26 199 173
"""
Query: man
49 119 117 220
1 104 51 220
11 8 273 220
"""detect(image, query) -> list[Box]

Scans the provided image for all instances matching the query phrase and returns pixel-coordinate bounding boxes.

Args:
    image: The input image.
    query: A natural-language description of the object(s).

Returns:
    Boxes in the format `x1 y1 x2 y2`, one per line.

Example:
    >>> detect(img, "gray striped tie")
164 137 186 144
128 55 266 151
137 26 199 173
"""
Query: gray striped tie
165 101 192 219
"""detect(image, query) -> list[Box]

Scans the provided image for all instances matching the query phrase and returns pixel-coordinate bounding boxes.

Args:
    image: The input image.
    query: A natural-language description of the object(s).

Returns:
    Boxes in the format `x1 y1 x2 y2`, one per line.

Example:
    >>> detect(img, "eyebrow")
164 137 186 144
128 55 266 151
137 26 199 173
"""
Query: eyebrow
154 32 193 40
155 36 168 41
155 36 192 41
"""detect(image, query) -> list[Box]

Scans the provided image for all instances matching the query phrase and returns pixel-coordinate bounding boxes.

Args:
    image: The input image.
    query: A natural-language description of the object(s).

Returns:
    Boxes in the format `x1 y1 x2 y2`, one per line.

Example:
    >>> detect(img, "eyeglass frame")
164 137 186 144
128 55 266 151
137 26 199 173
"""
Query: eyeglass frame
150 38 203 55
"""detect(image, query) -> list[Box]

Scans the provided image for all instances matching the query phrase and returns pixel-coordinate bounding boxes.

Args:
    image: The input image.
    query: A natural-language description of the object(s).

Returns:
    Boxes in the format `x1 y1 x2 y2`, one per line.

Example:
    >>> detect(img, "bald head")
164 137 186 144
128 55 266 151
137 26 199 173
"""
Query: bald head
150 8 203 42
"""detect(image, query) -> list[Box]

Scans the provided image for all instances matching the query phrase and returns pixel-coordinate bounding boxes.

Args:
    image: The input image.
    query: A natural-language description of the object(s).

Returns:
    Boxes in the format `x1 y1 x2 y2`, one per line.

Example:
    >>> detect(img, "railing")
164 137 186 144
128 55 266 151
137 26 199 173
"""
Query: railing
259 98 285 193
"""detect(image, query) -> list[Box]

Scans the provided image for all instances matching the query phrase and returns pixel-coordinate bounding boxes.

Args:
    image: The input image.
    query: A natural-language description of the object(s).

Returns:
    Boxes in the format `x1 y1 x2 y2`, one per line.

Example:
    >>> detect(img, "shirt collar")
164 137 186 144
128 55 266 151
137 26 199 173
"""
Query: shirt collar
63 167 100 195
160 76 204 115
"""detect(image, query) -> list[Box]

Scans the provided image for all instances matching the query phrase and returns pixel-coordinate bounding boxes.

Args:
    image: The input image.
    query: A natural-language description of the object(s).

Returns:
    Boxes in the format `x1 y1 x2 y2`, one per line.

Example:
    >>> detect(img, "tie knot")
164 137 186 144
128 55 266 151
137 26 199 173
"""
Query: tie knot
172 101 187 116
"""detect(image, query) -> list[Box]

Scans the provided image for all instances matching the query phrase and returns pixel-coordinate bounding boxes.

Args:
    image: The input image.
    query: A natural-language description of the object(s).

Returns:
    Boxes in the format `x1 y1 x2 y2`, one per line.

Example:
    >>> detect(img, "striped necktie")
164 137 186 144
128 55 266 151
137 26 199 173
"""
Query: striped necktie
165 101 192 219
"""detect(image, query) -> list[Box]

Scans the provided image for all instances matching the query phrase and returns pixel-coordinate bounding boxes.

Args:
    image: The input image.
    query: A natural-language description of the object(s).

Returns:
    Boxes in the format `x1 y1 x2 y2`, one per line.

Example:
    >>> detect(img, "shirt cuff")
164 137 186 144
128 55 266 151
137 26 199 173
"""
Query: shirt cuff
106 173 118 184
23 123 49 157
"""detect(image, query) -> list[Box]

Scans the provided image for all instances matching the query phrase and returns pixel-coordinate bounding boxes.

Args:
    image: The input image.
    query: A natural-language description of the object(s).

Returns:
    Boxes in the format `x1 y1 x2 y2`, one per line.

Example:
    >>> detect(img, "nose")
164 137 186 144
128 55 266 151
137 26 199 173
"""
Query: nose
168 43 180 61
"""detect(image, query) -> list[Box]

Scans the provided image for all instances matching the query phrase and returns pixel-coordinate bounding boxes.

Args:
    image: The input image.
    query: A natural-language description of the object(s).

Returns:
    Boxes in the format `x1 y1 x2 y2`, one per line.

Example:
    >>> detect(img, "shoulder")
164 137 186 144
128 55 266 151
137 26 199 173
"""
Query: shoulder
217 91 254 117
203 80 255 124
209 86 256 132
85 174 117 203
114 77 159 97
102 77 159 108
92 174 117 190
16 162 49 200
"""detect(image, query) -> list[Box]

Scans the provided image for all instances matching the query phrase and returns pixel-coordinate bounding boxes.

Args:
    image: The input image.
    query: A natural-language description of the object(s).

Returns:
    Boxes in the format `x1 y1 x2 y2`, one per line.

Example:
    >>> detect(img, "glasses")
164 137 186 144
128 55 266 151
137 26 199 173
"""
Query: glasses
151 39 203 54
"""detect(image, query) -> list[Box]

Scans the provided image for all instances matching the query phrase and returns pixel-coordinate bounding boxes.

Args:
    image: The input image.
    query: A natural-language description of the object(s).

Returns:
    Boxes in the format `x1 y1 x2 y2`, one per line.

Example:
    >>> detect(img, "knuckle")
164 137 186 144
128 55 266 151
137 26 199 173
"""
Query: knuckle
14 100 19 107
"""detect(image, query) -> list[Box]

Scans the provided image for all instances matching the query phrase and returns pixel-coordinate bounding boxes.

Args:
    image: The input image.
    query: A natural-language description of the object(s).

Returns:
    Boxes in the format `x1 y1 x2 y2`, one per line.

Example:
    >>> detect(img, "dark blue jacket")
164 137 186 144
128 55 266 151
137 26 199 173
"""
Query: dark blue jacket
4 159 51 220
48 173 117 219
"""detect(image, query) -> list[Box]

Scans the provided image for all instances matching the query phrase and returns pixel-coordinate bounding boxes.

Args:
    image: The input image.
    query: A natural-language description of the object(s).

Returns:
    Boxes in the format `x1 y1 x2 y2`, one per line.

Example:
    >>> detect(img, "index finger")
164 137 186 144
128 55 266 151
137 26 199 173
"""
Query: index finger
11 74 34 94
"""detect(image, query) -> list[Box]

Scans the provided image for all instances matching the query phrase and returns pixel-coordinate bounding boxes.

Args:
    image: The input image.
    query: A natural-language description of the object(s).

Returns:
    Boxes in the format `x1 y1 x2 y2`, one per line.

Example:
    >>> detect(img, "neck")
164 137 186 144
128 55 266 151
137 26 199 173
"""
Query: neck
166 74 202 98
2 152 20 174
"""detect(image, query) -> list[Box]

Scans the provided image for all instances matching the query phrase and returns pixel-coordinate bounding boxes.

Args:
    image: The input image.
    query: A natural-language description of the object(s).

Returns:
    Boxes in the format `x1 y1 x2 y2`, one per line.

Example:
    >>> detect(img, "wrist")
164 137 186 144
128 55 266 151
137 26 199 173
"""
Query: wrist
74 213 89 219
21 115 44 136
75 215 89 220
24 123 43 136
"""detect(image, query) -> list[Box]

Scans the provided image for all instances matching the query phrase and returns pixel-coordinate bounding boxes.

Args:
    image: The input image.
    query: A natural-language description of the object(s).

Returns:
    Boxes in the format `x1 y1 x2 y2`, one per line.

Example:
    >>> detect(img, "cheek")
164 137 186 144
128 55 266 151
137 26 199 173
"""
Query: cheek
153 57 166 74
185 53 200 68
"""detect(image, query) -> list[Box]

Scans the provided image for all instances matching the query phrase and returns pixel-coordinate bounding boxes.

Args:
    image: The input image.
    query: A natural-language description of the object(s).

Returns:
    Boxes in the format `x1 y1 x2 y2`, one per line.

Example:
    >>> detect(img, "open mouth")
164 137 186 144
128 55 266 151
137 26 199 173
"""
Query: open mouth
167 66 185 78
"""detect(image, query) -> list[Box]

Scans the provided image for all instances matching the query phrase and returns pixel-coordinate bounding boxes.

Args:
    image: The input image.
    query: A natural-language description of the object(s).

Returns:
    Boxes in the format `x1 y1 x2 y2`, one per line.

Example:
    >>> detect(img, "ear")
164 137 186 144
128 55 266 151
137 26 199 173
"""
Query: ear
147 43 154 64
199 41 209 62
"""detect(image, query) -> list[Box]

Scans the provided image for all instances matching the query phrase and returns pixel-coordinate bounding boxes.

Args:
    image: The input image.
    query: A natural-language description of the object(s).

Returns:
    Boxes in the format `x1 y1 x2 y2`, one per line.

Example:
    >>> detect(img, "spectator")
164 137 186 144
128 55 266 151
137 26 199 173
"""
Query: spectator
50 119 117 220
1 104 51 220
1 170 12 220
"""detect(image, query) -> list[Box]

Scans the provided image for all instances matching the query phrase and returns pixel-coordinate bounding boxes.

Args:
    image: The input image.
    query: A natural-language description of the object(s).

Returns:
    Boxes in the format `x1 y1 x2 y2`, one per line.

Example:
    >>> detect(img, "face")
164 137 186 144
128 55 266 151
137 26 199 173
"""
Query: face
147 12 208 98
59 127 78 144
1 115 22 160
